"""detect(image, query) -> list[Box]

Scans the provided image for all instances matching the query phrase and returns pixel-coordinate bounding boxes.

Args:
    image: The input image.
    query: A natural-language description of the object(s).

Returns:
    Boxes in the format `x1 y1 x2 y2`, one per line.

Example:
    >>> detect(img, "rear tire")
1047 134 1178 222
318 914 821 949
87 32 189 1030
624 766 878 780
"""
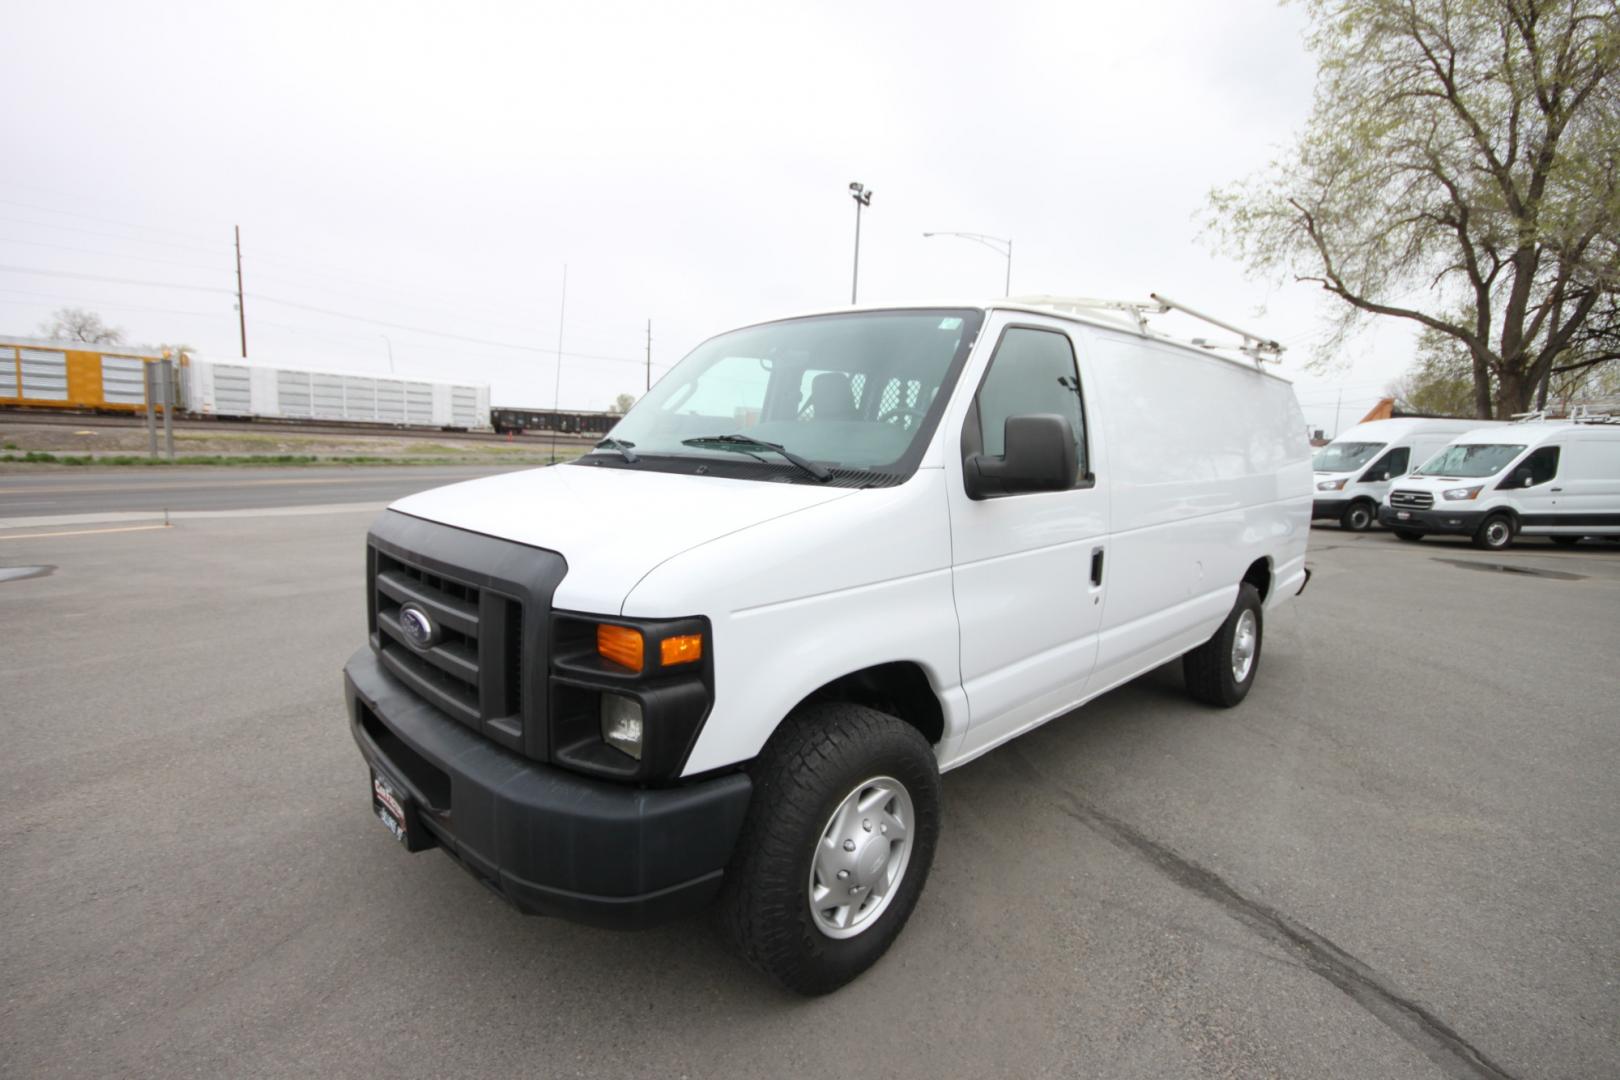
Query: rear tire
1392 529 1424 541
719 703 941 996
1183 583 1263 708
1472 513 1515 551
1550 535 1580 546
1340 501 1375 532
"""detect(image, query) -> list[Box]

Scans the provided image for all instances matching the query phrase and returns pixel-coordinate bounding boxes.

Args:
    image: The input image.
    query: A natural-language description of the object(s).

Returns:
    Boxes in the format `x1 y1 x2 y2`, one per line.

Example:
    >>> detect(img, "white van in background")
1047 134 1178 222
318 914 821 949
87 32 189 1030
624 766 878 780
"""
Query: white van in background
1312 417 1500 530
1380 418 1620 549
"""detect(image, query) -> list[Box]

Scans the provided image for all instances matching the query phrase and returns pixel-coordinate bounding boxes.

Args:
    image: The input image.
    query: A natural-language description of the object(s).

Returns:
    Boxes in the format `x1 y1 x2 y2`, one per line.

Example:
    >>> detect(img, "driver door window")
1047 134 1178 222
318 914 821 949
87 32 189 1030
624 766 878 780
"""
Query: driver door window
1518 446 1560 486
1363 446 1409 481
969 326 1086 486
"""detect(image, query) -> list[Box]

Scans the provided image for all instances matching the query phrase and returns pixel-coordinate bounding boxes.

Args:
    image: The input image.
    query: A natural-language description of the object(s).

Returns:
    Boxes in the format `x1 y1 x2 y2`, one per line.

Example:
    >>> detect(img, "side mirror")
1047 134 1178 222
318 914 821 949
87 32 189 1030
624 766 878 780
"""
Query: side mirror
1510 467 1533 487
964 414 1077 499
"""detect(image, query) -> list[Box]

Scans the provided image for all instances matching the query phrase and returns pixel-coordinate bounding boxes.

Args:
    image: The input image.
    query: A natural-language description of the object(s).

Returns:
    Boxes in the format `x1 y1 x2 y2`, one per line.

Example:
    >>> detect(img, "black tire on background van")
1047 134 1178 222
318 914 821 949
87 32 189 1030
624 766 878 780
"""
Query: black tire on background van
1340 501 1375 531
1473 513 1516 551
1183 583 1263 708
719 703 941 996
1550 535 1580 546
1392 529 1424 541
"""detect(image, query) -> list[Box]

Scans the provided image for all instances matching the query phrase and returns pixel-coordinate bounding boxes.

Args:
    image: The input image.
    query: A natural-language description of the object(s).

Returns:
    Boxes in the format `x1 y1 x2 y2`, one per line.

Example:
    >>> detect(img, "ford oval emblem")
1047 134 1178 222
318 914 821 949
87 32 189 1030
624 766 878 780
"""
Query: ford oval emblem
398 603 439 650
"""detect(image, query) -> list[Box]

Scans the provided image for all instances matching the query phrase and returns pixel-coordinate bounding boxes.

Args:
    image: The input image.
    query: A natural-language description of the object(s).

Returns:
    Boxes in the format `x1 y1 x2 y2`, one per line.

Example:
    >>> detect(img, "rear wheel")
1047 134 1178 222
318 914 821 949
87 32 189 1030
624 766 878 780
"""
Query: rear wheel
1340 501 1375 532
1473 513 1515 551
1183 583 1263 708
1392 529 1424 542
719 703 941 995
1550 535 1580 546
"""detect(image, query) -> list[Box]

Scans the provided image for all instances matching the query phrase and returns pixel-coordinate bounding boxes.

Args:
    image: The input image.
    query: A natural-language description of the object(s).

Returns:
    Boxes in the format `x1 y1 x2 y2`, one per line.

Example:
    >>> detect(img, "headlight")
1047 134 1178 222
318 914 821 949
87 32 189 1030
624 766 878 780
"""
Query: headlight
1316 478 1347 491
1442 485 1483 501
600 693 644 760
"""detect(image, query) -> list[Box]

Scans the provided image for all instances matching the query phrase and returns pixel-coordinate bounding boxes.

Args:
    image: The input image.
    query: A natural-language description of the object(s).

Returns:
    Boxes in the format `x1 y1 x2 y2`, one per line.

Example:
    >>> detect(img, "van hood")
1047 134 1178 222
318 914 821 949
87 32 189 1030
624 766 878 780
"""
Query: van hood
387 463 858 614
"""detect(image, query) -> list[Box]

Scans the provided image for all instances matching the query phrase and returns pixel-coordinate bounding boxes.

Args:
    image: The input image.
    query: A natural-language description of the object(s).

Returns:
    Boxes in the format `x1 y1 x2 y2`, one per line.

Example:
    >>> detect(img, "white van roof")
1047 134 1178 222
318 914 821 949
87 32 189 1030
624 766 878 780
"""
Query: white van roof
1326 417 1495 444
1450 420 1615 447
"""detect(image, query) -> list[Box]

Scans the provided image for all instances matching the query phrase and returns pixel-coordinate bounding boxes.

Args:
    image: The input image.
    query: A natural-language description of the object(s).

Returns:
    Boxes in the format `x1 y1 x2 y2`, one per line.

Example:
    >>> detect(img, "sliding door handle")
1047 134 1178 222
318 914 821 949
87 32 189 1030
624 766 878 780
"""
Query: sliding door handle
1090 546 1105 587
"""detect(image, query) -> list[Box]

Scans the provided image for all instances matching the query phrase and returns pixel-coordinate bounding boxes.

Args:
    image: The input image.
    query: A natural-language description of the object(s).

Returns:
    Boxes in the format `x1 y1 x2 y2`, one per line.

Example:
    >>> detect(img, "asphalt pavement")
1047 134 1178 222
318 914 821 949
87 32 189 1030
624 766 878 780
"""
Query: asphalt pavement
1 502 1616 1080
0 464 522 519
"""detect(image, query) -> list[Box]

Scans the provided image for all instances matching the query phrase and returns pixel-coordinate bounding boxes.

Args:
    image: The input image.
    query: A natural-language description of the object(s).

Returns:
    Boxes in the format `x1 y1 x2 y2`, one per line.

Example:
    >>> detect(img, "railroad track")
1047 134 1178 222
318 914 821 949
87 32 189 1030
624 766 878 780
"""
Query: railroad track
0 407 597 445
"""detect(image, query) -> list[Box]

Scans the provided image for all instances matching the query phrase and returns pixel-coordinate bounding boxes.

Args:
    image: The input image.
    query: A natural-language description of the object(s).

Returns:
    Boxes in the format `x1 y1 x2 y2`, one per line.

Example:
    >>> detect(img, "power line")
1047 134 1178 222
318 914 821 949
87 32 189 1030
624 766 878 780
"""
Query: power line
0 234 234 274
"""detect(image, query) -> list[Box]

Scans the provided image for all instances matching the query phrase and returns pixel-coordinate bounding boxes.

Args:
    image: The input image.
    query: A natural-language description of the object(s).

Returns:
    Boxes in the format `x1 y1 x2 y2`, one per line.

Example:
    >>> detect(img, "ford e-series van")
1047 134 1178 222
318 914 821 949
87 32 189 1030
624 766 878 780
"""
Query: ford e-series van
344 300 1313 993
1380 418 1620 549
1312 418 1498 530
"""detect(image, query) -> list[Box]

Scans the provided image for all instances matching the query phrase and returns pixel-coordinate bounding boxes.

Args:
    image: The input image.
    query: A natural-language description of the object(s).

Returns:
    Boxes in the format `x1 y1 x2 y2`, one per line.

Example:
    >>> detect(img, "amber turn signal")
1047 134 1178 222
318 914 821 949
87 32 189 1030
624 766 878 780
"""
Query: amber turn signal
660 633 703 667
596 624 644 672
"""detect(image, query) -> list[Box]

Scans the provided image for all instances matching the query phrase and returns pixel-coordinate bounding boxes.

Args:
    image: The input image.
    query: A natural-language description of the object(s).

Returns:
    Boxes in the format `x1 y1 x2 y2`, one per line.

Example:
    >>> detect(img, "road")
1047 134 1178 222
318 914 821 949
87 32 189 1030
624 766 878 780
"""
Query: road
1 503 1617 1080
0 464 521 520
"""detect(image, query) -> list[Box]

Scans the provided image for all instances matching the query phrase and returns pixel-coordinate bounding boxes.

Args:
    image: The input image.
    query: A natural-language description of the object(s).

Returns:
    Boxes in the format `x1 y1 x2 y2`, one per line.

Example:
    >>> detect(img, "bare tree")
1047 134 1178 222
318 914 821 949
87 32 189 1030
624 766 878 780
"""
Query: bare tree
38 307 126 345
1210 0 1620 418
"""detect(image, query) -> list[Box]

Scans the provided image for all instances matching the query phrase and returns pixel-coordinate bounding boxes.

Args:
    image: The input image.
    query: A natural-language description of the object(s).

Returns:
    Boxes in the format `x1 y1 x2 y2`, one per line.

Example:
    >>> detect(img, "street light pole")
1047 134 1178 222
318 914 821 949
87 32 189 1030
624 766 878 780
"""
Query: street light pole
922 231 1013 296
849 181 873 303
381 334 395 374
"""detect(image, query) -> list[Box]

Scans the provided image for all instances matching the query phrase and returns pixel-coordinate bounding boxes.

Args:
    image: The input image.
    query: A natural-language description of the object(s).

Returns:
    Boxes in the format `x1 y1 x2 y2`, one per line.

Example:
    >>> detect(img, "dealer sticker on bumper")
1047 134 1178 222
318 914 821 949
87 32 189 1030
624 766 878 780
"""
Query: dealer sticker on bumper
372 771 409 845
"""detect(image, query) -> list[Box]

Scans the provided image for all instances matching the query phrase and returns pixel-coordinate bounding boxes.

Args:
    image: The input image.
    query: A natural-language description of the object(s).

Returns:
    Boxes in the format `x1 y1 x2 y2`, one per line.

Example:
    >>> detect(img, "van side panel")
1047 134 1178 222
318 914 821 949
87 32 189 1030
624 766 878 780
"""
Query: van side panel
622 470 968 778
1079 328 1311 691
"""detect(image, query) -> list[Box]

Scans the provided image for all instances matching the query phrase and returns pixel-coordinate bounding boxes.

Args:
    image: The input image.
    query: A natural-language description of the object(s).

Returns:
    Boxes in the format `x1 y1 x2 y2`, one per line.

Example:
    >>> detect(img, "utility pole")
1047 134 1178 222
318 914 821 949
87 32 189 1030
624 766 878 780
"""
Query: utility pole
1333 388 1344 438
234 225 248 358
549 265 568 464
849 182 872 304
645 319 652 392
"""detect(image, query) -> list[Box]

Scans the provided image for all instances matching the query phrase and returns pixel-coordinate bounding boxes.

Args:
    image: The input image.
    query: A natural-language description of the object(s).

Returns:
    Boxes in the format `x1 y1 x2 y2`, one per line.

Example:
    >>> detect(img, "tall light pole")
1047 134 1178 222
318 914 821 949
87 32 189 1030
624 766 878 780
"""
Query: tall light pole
849 181 873 303
922 231 1013 295
381 334 395 374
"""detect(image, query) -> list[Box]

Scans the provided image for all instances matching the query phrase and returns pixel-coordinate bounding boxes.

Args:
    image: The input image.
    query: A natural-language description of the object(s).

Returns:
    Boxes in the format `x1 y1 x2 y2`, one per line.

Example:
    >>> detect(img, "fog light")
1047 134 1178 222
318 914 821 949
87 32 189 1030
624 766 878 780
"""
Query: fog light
600 693 644 760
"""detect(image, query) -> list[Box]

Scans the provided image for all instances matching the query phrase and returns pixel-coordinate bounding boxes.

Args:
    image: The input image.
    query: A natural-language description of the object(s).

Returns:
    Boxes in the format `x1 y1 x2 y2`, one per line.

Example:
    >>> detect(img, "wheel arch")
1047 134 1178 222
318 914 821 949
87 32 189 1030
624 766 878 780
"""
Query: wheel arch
785 661 947 747
1242 556 1273 602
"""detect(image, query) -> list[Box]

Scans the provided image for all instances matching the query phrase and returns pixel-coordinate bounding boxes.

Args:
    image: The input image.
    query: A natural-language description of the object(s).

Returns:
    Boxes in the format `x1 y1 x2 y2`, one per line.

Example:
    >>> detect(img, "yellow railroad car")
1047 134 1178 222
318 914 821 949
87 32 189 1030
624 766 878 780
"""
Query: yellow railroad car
0 336 173 413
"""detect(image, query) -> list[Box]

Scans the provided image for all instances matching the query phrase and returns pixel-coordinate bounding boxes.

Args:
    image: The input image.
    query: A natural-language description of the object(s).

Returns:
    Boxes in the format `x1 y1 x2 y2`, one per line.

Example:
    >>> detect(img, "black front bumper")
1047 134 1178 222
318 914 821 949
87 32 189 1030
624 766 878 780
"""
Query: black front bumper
345 647 752 929
1312 497 1350 520
1377 505 1486 535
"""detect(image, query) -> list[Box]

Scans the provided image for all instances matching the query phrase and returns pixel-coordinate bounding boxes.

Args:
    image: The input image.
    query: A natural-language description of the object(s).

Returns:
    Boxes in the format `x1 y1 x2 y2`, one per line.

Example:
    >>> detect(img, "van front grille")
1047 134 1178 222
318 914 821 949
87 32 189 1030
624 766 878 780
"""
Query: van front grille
1390 489 1434 510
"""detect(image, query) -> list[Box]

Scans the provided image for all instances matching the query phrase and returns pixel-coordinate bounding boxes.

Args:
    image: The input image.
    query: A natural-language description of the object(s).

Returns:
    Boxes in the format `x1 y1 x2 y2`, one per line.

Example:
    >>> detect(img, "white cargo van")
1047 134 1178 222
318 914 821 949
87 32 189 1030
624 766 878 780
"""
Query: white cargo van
344 299 1312 993
1380 417 1620 549
1312 417 1497 530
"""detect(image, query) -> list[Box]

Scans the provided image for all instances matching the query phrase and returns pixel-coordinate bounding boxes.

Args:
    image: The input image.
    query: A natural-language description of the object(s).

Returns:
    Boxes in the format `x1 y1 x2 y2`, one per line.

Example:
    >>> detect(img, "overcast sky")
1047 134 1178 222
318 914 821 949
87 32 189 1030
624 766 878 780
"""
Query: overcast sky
3 0 1419 436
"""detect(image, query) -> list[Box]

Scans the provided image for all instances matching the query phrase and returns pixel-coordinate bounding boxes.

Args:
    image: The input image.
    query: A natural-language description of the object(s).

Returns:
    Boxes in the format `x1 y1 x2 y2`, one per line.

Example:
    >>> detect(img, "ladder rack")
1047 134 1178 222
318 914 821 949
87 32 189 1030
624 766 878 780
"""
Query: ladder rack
1006 292 1285 367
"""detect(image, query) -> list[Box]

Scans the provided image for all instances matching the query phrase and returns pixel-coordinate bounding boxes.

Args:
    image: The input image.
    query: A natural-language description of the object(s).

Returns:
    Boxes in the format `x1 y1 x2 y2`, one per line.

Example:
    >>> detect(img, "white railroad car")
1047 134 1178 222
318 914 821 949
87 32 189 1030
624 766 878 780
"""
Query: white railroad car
184 357 490 429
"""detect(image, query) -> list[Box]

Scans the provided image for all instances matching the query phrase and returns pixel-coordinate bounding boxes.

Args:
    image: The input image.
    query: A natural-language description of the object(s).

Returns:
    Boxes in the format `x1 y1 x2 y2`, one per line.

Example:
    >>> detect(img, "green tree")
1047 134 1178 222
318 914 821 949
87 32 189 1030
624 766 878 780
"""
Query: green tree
609 392 636 414
1211 0 1620 418
39 307 125 345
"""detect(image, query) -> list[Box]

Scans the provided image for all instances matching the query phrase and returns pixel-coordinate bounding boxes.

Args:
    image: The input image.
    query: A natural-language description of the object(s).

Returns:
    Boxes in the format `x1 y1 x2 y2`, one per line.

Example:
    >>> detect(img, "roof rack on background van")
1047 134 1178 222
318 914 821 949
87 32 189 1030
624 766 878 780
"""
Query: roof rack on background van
1510 406 1620 424
1007 292 1286 368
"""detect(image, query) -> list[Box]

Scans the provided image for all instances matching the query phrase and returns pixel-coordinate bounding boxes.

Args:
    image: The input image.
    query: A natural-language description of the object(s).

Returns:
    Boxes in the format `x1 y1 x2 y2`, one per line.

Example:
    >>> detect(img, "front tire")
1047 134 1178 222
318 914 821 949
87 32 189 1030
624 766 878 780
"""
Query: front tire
1392 528 1424 541
1473 513 1515 551
1340 501 1375 531
719 703 941 995
1183 583 1263 707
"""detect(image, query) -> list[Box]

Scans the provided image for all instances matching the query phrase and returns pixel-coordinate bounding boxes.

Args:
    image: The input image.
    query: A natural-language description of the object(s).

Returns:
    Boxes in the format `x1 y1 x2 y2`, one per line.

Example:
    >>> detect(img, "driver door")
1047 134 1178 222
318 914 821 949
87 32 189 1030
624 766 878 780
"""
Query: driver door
945 318 1107 763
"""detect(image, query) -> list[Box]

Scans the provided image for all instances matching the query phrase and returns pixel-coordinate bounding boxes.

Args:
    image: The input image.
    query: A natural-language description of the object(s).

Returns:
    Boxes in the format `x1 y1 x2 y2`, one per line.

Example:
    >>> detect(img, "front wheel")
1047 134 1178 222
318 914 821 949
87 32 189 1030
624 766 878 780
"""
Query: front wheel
719 703 941 995
1473 513 1516 551
1340 501 1375 531
1183 583 1263 707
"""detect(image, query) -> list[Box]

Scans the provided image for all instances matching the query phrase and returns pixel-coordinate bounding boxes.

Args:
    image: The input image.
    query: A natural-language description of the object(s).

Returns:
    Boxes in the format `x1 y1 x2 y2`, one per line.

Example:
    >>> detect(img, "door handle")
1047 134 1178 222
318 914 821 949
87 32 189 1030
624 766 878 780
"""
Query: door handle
1090 546 1105 587
1550 487 1562 492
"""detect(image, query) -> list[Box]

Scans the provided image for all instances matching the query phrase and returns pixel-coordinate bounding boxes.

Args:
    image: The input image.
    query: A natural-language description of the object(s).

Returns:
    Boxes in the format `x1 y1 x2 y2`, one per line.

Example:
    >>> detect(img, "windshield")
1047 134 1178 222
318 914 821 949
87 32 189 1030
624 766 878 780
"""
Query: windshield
1312 441 1384 473
594 309 982 478
1415 443 1526 478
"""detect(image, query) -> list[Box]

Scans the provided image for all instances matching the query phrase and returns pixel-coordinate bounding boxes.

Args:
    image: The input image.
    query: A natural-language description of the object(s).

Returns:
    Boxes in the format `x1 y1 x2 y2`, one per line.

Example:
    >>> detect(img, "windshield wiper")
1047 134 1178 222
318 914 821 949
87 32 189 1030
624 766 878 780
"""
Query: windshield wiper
680 434 832 482
592 437 639 463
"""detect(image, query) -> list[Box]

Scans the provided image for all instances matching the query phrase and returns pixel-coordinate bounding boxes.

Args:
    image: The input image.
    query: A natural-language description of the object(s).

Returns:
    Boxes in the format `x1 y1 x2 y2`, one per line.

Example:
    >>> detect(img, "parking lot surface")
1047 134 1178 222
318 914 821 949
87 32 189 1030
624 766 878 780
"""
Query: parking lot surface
2 493 1617 1080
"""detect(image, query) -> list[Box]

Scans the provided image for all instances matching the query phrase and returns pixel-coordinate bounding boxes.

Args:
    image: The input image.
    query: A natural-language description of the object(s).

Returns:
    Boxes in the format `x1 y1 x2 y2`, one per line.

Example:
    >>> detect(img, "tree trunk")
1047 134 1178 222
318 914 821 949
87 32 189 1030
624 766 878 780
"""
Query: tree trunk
1494 371 1533 417
1469 346 1495 419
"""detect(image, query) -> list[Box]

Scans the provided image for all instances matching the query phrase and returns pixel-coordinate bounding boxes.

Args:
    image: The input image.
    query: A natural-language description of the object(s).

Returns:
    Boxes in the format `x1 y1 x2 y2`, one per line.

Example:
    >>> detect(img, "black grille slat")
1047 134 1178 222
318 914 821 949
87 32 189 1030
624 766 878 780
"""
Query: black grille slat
378 644 481 725
376 610 480 683
375 569 480 636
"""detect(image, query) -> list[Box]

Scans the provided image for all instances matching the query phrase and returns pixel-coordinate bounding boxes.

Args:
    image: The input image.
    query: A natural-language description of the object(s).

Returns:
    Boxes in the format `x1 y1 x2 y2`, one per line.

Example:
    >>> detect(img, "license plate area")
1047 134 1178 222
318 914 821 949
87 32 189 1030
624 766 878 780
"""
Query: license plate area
371 768 436 852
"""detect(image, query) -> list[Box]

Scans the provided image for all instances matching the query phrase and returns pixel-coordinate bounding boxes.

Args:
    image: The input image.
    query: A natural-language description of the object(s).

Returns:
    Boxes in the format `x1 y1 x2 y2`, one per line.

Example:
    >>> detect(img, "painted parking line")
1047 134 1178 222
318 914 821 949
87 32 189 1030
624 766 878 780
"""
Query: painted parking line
0 523 172 541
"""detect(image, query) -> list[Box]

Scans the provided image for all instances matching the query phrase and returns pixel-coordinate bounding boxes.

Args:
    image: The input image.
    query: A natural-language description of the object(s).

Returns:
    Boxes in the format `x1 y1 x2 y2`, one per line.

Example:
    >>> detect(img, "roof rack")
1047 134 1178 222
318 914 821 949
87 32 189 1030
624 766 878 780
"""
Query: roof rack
1006 292 1285 367
1512 406 1620 425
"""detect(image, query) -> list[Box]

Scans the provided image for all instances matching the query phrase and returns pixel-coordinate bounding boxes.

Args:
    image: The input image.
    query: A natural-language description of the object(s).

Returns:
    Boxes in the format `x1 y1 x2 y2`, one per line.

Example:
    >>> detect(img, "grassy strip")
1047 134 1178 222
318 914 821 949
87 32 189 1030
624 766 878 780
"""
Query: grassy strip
0 451 574 467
